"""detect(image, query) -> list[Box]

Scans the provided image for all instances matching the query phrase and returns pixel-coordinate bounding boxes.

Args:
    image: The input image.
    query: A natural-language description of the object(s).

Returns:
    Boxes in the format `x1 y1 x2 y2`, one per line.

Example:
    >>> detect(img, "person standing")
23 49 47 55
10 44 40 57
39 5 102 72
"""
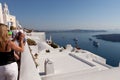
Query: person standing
0 23 24 80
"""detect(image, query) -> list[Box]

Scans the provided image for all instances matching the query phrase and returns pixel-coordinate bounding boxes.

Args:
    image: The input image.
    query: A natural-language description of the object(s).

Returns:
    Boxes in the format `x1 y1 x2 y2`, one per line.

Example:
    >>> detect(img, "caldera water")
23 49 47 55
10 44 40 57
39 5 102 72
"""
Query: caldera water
46 30 120 67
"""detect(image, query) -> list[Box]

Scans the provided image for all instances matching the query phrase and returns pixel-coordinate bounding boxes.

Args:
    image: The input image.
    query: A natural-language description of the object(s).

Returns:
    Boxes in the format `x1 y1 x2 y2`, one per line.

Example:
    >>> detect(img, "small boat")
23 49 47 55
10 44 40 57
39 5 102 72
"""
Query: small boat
89 38 92 41
93 41 99 47
73 38 78 41
73 38 81 49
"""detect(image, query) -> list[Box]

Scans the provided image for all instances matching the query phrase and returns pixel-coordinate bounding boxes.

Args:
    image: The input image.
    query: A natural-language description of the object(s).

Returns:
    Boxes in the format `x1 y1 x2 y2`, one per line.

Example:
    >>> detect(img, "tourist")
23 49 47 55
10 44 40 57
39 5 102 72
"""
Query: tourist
10 26 18 39
13 31 26 45
0 23 24 80
8 30 13 40
8 30 23 61
8 31 20 60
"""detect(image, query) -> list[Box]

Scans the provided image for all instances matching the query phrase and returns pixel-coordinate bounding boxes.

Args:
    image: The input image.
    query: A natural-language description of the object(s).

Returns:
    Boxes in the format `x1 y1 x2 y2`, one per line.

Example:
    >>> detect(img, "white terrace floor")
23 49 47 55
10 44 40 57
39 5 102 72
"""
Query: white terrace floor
29 41 110 76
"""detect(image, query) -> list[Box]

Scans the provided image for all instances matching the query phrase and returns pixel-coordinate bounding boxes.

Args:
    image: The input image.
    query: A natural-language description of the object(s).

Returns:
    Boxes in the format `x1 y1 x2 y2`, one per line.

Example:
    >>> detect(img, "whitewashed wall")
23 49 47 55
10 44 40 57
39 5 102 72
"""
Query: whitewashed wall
19 43 42 80
26 32 46 42
0 3 4 23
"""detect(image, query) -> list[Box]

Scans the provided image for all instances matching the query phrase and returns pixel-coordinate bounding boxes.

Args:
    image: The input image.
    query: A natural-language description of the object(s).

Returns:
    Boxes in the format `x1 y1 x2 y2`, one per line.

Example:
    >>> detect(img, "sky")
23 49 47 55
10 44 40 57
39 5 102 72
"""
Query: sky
1 0 120 30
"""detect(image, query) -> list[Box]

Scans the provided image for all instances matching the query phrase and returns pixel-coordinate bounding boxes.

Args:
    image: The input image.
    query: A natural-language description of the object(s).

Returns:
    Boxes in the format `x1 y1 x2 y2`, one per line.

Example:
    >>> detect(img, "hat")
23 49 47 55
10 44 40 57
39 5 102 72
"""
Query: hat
8 31 12 35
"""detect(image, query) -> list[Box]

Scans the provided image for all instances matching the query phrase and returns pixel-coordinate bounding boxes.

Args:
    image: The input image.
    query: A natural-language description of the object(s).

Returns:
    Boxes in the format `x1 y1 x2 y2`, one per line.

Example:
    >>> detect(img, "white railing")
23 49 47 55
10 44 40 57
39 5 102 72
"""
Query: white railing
19 43 42 80
69 53 95 67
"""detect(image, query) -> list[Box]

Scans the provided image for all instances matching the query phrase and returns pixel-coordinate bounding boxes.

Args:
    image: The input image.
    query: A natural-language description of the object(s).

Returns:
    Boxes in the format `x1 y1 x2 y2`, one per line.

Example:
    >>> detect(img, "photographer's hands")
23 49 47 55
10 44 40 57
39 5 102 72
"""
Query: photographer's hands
19 33 25 43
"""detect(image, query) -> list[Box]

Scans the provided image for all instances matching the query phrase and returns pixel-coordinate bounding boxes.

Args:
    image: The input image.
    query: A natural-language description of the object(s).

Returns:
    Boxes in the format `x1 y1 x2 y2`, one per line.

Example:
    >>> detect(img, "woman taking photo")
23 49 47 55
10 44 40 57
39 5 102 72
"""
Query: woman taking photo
0 23 24 80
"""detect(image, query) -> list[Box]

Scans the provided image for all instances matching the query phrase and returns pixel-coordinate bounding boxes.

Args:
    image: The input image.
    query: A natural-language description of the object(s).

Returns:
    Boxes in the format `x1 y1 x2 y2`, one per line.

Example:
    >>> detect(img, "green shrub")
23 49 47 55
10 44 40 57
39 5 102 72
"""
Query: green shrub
27 38 37 45
26 30 32 33
50 42 58 48
46 49 50 53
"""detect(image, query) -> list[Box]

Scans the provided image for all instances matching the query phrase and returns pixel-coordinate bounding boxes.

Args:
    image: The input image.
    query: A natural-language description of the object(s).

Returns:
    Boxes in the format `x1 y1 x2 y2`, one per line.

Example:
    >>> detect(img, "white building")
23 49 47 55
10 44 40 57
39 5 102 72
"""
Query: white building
0 3 17 29
0 3 4 23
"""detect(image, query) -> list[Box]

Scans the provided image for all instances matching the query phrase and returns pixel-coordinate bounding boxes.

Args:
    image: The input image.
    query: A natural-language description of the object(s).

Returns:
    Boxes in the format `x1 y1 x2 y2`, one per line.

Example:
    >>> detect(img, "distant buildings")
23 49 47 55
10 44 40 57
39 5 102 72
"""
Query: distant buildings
0 3 21 29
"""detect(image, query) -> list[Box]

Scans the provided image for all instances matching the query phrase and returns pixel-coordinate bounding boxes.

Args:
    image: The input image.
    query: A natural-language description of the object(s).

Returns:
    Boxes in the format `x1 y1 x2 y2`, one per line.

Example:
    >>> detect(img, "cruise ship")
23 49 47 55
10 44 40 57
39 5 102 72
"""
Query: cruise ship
1 3 120 80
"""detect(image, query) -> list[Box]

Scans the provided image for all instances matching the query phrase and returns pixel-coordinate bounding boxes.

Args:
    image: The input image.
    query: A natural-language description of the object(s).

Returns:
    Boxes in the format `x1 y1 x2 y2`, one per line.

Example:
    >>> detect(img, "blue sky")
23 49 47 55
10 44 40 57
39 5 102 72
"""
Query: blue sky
1 0 120 30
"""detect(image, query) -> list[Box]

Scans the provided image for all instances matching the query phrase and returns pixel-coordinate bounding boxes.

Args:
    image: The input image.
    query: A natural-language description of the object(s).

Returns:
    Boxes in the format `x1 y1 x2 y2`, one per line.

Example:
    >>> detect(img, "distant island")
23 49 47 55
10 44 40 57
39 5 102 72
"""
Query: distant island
93 34 120 42
33 29 107 33
67 29 106 33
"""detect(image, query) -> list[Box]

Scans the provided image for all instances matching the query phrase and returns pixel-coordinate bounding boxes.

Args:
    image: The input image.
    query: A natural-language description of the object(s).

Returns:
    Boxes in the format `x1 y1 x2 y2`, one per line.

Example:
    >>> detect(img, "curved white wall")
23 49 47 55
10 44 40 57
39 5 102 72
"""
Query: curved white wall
27 32 46 42
19 43 41 80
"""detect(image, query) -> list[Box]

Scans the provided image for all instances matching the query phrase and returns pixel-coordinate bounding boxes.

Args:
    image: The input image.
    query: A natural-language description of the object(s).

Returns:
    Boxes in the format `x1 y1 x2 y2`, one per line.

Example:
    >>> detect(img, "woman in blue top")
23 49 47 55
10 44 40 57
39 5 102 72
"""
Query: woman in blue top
0 23 24 80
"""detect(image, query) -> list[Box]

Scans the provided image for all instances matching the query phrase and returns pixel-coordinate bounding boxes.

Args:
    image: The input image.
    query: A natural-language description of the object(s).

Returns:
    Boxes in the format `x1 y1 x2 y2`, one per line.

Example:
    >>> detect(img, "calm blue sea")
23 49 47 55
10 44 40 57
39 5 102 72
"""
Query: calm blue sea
46 30 120 67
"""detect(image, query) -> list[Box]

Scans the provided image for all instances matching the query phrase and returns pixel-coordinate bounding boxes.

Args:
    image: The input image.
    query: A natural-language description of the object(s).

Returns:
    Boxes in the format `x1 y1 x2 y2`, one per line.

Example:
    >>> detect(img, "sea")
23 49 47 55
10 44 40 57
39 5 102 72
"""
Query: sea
46 30 120 67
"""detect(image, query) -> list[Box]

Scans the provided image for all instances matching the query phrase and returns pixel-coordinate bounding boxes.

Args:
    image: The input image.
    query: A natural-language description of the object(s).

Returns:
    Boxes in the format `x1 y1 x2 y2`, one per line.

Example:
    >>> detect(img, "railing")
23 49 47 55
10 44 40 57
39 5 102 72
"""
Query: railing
92 59 113 69
69 53 96 67
19 43 42 80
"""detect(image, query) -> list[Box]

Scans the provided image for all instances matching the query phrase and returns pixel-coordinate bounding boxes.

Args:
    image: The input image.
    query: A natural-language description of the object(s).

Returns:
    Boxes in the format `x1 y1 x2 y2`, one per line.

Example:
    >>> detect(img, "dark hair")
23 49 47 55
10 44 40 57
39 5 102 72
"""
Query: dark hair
16 32 22 40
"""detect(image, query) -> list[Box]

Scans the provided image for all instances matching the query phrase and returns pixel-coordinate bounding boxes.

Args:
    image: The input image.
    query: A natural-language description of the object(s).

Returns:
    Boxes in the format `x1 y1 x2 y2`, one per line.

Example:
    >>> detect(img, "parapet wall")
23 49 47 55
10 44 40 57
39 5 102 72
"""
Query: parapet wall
26 32 46 42
19 43 42 80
